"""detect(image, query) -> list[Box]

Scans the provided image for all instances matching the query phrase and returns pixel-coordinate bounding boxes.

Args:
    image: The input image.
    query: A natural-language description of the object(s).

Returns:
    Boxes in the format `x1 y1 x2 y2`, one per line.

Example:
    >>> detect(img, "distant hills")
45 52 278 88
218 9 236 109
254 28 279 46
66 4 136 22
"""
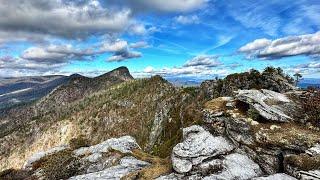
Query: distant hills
2 69 318 111
299 78 320 88
167 77 320 89
0 75 70 110
0 67 133 111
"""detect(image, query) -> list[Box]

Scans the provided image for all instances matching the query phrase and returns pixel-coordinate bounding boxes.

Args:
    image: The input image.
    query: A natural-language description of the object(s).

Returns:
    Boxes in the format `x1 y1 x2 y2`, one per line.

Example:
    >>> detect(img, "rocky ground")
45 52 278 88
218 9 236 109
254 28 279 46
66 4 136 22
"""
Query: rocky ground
1 88 320 179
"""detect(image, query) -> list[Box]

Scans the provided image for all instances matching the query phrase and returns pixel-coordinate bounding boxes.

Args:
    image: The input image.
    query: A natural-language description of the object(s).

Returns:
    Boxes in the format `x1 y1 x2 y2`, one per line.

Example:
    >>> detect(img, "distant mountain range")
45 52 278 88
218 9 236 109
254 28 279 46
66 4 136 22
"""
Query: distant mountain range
167 77 320 89
298 78 320 88
0 66 133 111
1 72 319 111
0 75 70 110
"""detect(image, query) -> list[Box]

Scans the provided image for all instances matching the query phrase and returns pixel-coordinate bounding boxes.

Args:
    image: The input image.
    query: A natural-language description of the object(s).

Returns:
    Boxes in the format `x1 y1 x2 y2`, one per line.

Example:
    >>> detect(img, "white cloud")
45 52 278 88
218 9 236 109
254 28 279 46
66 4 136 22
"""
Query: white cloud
0 0 132 41
121 0 208 13
175 15 200 24
130 41 149 49
238 39 271 53
184 55 222 67
101 40 128 52
144 66 154 73
129 23 147 35
136 54 226 78
107 51 141 62
239 31 320 59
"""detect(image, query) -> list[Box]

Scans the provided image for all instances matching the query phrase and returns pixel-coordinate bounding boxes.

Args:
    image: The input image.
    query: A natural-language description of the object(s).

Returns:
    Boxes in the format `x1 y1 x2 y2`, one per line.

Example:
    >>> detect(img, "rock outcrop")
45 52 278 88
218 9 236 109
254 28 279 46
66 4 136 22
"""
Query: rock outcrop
5 136 149 180
236 89 294 122
200 67 296 100
172 125 234 174
69 156 150 180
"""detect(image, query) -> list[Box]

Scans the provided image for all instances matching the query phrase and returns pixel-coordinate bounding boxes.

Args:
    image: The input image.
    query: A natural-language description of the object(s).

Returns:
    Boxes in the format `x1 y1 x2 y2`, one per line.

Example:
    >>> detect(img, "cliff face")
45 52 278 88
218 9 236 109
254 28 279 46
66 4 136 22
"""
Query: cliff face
200 67 296 100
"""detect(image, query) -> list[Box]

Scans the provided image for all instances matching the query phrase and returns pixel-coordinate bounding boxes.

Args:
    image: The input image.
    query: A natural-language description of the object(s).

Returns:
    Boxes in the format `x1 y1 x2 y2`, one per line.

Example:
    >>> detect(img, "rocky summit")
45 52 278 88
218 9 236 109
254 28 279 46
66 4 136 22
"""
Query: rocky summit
1 67 320 180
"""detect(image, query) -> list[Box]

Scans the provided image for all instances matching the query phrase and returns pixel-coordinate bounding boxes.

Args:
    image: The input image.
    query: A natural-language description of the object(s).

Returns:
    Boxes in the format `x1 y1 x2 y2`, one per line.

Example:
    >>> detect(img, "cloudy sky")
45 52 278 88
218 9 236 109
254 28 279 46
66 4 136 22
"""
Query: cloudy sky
0 0 319 79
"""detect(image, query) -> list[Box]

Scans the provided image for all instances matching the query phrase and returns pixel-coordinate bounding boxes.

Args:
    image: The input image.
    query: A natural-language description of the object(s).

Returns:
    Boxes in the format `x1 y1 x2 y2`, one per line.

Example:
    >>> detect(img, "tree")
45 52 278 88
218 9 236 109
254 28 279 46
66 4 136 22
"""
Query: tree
293 73 302 86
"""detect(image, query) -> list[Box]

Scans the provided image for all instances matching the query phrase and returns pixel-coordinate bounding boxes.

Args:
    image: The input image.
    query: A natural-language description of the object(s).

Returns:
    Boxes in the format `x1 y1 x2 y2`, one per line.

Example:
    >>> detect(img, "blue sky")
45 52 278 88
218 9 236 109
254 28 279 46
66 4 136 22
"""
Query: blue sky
0 0 319 78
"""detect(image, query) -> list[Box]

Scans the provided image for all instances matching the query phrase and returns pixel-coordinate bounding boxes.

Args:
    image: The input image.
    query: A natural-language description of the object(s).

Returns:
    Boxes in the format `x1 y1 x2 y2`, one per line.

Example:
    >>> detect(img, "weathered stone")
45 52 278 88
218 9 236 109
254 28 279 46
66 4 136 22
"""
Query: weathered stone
85 154 121 174
306 144 320 156
199 159 223 175
300 170 320 180
156 173 201 180
236 89 293 122
68 156 149 180
242 146 281 175
87 136 140 154
253 173 297 180
172 125 234 174
225 117 255 146
84 153 102 163
203 153 263 180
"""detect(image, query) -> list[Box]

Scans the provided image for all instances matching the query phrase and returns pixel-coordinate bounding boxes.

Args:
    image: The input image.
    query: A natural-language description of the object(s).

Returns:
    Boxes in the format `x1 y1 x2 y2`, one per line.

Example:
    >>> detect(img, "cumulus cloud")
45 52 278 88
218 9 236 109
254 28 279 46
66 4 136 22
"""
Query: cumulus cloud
107 51 142 62
0 0 131 42
239 31 320 59
136 55 225 78
101 40 128 52
102 40 143 62
0 56 66 77
285 61 320 75
112 0 208 13
21 39 146 63
130 41 149 49
21 44 97 64
175 15 200 24
183 55 222 67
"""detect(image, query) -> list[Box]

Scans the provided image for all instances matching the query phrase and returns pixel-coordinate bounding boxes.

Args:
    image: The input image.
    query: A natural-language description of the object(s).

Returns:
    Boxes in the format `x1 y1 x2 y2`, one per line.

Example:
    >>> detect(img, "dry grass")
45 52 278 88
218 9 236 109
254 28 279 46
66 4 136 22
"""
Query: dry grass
204 97 229 112
121 149 172 180
285 154 320 171
254 122 320 149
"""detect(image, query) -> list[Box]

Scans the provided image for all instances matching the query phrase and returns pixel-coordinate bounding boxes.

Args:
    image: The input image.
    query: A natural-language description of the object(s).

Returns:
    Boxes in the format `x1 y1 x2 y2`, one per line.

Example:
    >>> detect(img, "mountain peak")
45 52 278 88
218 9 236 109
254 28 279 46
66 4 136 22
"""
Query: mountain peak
97 66 133 81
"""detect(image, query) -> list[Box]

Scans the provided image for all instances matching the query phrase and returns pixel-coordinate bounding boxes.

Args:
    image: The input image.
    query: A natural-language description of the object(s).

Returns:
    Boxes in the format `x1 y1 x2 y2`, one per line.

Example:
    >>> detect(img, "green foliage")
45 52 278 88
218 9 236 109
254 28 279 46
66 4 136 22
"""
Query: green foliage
263 66 277 74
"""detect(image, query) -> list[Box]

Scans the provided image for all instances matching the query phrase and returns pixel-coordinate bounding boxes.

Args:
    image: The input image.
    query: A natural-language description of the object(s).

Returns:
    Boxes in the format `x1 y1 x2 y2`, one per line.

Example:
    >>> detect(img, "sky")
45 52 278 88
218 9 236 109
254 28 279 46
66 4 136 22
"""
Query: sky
0 0 320 79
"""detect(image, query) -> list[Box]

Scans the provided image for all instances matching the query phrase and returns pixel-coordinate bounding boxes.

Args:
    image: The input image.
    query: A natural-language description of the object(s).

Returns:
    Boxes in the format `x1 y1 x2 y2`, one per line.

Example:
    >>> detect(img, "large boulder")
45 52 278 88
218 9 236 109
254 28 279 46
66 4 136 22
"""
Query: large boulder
236 89 294 122
253 173 297 180
73 135 140 155
203 153 263 180
19 136 147 180
68 156 149 180
172 125 234 174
